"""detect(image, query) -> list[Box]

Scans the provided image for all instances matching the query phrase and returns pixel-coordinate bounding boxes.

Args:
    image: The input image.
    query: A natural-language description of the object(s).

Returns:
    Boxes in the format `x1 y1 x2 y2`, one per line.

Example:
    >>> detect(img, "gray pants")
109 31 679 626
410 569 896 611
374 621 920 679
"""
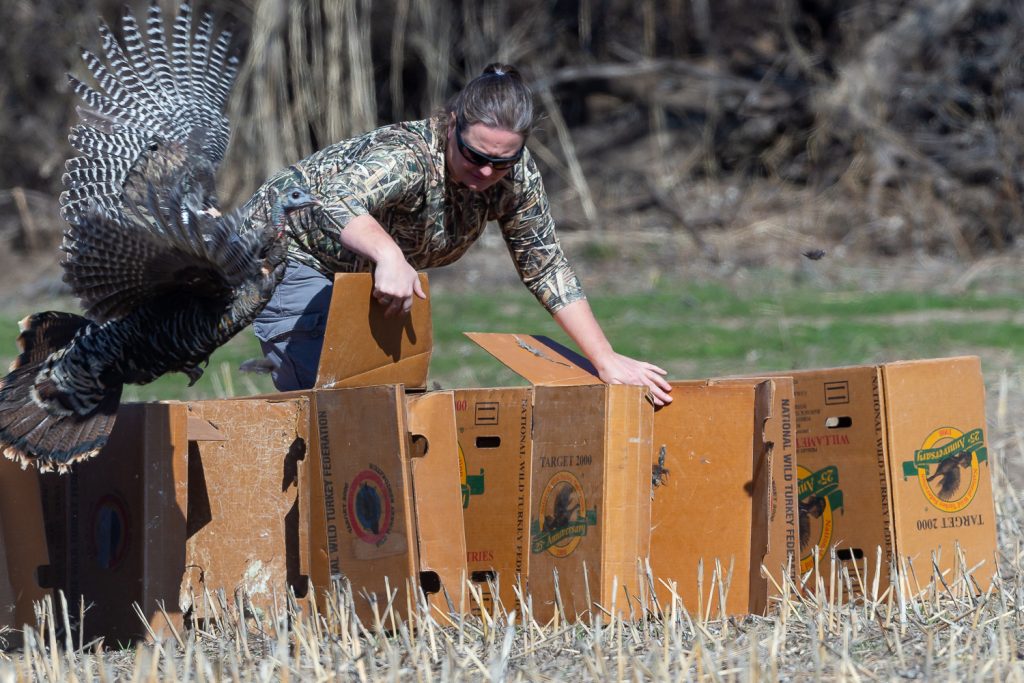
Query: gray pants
254 263 334 391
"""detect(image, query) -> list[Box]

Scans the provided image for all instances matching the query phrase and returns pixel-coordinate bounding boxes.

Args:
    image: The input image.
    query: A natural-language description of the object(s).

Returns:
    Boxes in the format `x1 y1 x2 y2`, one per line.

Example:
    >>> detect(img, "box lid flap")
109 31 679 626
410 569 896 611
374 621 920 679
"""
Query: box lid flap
464 332 601 385
405 392 467 610
315 273 432 389
186 414 228 442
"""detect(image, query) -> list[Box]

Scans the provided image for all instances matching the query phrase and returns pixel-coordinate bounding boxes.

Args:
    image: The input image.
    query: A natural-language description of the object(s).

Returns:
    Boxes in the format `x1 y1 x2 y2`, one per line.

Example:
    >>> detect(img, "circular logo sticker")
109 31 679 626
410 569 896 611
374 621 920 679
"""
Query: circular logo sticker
90 493 130 570
531 471 595 558
909 427 986 513
798 464 837 574
345 466 394 546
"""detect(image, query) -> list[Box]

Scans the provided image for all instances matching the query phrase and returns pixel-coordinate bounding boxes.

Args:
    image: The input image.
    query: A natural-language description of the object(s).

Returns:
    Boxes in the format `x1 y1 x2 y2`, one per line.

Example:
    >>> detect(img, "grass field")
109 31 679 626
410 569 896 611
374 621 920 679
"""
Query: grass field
2 265 1023 679
3 269 1023 401
2 416 1022 680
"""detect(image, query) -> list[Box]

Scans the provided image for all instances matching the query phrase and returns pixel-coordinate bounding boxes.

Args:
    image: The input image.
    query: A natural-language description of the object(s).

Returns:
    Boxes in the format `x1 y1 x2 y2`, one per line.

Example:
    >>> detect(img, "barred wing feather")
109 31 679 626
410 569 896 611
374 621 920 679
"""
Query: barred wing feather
62 181 264 324
60 2 238 221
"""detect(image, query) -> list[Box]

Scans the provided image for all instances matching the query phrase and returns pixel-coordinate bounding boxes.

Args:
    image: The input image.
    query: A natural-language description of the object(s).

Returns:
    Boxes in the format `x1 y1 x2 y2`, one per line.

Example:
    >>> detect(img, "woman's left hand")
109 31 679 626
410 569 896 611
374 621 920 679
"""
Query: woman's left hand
593 352 673 406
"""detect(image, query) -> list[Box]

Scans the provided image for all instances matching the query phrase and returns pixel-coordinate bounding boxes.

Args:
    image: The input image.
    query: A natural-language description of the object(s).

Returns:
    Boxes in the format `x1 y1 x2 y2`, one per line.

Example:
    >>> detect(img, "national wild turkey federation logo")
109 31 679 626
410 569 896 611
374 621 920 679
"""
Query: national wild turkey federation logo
531 471 597 557
344 465 395 546
901 427 988 513
797 464 845 573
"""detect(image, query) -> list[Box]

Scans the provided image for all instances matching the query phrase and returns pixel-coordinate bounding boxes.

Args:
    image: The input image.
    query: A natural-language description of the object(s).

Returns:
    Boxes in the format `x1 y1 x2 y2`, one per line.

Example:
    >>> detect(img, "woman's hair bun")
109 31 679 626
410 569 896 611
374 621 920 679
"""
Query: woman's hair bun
447 62 534 137
482 62 521 80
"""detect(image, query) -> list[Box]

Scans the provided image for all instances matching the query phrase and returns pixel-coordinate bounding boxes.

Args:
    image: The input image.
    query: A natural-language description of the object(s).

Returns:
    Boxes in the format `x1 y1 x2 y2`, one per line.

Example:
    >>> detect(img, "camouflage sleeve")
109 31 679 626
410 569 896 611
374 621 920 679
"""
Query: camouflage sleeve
303 137 428 261
495 150 586 313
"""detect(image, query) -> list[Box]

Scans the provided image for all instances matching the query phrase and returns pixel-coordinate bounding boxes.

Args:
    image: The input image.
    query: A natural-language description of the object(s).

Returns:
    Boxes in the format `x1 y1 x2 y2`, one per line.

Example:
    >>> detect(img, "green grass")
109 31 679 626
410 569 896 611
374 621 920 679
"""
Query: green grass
433 278 1024 385
3 276 1023 400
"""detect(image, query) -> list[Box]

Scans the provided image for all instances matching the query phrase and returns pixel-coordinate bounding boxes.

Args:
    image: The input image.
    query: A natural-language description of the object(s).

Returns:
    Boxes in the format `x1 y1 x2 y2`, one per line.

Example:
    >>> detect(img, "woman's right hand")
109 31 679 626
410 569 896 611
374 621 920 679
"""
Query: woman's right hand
335 214 427 317
373 251 427 317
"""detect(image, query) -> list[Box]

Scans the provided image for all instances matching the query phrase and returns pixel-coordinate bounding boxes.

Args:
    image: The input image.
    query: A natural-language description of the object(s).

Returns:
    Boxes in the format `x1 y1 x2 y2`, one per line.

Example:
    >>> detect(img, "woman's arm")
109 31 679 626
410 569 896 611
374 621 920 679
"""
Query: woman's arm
552 299 673 405
336 214 426 316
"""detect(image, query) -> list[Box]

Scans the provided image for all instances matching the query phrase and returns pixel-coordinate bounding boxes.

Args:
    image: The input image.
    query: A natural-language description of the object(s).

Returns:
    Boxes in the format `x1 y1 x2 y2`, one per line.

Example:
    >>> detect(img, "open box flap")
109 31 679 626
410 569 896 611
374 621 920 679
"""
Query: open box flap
186 414 228 442
464 332 601 386
405 391 467 612
880 355 995 587
315 273 432 390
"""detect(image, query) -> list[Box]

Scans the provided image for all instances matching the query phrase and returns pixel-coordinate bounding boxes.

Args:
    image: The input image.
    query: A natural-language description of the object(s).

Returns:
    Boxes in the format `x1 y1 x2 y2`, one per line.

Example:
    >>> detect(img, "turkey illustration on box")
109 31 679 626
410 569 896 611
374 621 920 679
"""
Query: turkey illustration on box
0 3 321 471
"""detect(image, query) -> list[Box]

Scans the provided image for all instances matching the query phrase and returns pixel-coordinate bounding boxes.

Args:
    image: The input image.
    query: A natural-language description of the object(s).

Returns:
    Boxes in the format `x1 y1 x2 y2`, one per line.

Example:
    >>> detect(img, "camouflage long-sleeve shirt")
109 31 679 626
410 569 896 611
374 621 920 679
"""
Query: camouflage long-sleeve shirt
244 115 585 313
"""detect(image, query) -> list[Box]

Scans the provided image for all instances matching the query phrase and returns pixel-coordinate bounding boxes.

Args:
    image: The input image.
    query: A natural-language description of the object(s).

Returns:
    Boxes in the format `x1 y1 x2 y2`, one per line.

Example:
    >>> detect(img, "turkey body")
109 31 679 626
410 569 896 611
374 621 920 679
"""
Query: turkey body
49 277 277 395
0 2 320 471
0 187 309 470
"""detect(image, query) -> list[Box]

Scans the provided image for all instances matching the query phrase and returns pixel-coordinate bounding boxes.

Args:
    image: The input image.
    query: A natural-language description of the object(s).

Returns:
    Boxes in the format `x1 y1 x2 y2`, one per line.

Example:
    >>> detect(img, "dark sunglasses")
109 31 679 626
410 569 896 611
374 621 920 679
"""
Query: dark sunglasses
455 124 523 170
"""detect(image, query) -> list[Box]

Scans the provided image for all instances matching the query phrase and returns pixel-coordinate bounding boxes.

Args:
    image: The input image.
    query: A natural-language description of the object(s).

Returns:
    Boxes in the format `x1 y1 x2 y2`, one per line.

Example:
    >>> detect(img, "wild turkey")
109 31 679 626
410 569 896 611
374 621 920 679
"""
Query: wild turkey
926 450 973 501
798 494 827 550
0 3 319 472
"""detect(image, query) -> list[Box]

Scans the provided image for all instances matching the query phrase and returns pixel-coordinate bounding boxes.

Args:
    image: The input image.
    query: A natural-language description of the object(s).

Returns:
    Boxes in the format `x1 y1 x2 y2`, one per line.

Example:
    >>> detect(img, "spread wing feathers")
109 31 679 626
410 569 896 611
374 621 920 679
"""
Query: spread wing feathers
60 2 238 221
61 179 267 324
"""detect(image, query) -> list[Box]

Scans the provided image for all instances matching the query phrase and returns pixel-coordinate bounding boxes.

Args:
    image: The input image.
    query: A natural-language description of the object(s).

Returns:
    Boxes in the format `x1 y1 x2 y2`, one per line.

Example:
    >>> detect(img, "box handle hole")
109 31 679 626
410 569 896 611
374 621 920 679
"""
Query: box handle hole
825 416 852 429
471 570 496 583
420 571 441 594
835 548 864 561
410 434 429 457
475 436 501 449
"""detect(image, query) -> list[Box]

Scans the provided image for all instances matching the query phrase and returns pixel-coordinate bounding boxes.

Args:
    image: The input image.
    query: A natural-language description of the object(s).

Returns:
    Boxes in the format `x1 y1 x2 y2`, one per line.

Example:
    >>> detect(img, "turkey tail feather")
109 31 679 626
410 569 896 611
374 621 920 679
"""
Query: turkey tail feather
0 313 120 472
11 312 90 370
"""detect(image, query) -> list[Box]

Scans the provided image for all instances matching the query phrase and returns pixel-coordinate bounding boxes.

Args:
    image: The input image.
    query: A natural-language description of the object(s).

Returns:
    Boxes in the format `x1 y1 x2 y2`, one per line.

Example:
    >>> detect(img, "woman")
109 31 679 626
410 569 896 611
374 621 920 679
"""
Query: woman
247 64 673 405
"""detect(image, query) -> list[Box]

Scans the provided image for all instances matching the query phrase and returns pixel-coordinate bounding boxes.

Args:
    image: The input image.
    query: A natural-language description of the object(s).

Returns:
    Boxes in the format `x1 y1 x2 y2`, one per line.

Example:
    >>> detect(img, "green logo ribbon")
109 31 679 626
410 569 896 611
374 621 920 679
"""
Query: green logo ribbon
798 465 844 512
901 428 987 479
530 507 598 554
461 470 485 508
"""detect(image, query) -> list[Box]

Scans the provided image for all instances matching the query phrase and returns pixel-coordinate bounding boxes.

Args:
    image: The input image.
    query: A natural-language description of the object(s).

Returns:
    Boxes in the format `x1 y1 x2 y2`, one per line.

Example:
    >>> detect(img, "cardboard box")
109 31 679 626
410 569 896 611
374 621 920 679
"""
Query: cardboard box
179 398 311 619
788 356 997 592
406 391 468 616
38 402 189 642
301 274 467 622
316 273 432 389
306 385 466 623
649 377 798 617
465 333 653 623
0 457 49 633
453 387 533 613
38 396 309 641
759 377 800 592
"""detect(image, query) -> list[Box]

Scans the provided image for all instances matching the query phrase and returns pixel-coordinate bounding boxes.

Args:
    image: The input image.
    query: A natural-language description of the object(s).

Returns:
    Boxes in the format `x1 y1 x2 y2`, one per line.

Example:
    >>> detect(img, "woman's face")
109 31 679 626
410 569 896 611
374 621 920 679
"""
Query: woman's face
445 116 525 192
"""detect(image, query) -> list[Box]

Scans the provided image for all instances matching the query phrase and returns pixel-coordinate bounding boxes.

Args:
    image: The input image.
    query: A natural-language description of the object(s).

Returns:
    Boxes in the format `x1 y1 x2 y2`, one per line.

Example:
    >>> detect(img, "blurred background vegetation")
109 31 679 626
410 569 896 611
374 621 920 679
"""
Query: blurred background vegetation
2 0 1023 265
1 0 1024 395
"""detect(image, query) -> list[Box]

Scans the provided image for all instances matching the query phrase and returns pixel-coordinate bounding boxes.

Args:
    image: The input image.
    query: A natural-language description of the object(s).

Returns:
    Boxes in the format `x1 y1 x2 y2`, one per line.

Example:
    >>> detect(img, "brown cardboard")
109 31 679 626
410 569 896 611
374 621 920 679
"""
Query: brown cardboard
883 359 995 581
465 333 653 623
650 379 791 617
38 397 309 642
0 512 15 632
788 356 997 593
0 457 49 632
464 333 599 386
713 376 801 599
453 387 533 613
306 386 469 623
304 272 471 621
759 377 800 593
179 398 309 618
315 273 432 390
307 385 421 625
38 402 188 642
406 391 469 615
